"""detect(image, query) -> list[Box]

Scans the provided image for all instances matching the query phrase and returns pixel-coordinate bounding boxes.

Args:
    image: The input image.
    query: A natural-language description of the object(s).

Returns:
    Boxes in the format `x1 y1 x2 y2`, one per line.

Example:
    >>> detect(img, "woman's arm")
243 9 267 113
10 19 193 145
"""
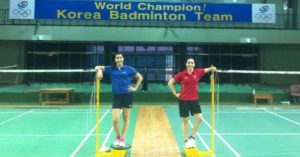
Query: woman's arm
168 78 180 98
129 72 143 92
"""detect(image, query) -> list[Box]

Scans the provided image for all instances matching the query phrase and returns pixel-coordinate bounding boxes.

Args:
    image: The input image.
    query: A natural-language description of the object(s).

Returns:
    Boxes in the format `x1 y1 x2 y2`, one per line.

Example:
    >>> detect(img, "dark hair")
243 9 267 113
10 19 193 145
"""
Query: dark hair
114 52 123 57
186 58 195 63
111 52 124 69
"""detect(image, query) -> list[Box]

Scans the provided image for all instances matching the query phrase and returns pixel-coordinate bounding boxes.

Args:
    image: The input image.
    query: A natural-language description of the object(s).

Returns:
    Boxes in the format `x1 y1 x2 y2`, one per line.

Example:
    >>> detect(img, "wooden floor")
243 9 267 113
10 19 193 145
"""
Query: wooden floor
131 106 181 157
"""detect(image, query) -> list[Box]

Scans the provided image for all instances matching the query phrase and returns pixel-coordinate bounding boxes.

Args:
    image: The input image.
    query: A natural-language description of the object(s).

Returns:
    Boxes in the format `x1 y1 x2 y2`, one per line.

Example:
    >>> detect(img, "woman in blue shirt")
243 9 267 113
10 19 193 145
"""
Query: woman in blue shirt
95 52 143 147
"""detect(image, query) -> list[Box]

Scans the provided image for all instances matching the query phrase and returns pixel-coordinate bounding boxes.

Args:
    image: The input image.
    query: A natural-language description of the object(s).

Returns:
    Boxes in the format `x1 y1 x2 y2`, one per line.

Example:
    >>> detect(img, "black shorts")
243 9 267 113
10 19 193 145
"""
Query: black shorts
179 99 202 117
112 93 134 109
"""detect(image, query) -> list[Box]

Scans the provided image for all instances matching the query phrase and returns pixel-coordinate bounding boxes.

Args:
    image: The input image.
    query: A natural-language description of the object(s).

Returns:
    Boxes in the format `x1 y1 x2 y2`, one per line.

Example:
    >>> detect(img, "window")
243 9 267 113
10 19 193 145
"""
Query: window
26 42 104 82
118 45 175 82
187 44 258 83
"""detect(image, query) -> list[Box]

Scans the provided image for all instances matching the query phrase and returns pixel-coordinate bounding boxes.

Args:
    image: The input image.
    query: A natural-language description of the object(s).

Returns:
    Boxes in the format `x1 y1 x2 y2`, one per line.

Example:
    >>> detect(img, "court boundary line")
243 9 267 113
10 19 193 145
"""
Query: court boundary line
216 111 300 114
264 109 300 126
188 120 210 151
70 109 110 157
101 127 114 150
194 132 300 136
0 109 33 126
202 118 241 157
0 110 111 114
0 133 109 137
100 110 124 150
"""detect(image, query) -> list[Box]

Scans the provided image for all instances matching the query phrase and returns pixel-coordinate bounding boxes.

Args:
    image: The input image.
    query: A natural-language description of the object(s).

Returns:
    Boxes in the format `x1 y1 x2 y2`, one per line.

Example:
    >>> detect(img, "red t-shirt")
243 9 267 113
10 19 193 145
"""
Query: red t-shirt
173 68 205 100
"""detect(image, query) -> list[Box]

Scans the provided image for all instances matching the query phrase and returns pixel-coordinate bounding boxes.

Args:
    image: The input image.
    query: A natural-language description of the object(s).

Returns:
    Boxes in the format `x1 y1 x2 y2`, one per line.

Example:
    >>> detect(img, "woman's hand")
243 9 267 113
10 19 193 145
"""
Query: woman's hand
128 86 137 92
174 93 180 98
210 65 217 72
96 68 103 80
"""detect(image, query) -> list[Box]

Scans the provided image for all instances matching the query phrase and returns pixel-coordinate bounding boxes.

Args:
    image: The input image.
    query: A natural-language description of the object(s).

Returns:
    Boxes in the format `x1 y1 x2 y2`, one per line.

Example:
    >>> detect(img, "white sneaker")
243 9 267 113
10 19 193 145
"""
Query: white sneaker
113 138 119 147
118 139 126 147
185 136 196 148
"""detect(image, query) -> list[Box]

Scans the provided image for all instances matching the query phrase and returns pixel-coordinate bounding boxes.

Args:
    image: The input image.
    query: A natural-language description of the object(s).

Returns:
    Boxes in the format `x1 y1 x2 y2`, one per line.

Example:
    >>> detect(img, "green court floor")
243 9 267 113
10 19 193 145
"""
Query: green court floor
0 104 300 157
166 105 300 157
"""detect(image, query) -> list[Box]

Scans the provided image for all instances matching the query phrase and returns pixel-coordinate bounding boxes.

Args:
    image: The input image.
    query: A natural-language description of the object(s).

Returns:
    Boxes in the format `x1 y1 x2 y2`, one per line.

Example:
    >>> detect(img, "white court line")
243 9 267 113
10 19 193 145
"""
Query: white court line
100 110 124 150
188 120 210 151
32 111 110 114
0 110 111 114
236 107 270 110
202 118 241 157
197 132 300 136
212 111 270 114
264 109 300 126
101 127 114 150
0 109 34 126
0 133 108 137
0 111 30 114
206 108 300 114
70 109 110 157
218 111 300 114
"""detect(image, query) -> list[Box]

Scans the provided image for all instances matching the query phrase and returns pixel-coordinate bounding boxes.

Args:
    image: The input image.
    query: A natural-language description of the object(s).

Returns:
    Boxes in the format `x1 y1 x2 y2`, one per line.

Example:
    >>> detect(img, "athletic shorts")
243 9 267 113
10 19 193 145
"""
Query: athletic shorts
112 93 133 109
179 99 202 117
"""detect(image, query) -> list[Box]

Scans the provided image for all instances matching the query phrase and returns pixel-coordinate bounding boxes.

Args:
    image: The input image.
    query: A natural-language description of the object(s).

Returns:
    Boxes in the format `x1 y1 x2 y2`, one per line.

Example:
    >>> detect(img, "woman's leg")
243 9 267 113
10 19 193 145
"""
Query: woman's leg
112 108 122 137
182 117 189 140
191 113 203 137
121 108 131 138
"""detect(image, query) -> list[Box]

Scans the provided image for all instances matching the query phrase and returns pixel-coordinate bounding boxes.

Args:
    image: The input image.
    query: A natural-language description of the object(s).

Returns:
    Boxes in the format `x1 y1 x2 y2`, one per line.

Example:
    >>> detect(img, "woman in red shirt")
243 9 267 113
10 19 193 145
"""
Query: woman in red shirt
168 58 216 148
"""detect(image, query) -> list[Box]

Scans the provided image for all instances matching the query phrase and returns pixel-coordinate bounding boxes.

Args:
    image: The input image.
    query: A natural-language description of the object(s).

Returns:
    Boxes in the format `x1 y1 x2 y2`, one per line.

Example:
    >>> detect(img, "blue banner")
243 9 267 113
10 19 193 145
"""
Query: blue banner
9 0 276 23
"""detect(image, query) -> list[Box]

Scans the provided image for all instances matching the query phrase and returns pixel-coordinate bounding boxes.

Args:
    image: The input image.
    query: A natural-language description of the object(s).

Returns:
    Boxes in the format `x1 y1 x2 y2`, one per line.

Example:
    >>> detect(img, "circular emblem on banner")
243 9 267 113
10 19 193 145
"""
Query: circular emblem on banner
13 0 32 17
255 5 272 22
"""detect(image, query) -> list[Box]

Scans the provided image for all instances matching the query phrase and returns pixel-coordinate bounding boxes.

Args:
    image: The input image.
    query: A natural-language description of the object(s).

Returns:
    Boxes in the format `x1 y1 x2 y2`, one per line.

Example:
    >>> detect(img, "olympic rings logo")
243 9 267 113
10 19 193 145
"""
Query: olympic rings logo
13 1 31 17
255 13 272 21
13 8 31 17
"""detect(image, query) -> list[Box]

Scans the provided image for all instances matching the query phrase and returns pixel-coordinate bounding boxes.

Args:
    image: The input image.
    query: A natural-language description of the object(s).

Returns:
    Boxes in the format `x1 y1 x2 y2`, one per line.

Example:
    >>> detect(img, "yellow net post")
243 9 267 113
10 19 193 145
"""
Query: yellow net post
95 78 101 154
210 72 215 155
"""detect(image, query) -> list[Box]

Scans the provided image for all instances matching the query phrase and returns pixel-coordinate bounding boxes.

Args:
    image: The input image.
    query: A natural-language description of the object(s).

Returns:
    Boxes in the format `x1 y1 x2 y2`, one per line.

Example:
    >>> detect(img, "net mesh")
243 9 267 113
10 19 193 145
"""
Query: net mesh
1 68 300 86
0 65 18 84
0 68 96 84
0 69 299 105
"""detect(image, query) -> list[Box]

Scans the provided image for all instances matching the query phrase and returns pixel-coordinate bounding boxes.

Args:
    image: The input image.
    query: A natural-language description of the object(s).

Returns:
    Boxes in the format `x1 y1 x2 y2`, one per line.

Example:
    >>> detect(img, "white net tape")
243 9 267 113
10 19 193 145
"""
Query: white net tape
1 69 300 75
0 65 18 69
0 69 96 73
217 70 300 75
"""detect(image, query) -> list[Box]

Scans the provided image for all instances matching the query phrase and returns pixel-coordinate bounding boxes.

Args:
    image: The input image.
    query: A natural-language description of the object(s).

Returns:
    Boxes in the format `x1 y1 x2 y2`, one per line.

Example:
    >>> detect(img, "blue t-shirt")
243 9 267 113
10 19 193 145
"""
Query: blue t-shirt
105 65 137 94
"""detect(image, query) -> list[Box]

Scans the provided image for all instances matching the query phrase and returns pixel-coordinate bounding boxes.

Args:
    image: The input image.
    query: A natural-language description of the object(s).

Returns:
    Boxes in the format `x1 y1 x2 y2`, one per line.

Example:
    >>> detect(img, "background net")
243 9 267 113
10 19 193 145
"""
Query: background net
0 65 18 84
0 69 299 105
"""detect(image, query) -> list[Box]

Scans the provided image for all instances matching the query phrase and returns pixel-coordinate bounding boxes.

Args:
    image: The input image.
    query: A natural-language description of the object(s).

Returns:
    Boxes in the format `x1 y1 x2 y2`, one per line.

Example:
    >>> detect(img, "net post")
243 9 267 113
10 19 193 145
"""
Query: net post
210 72 215 155
95 78 100 155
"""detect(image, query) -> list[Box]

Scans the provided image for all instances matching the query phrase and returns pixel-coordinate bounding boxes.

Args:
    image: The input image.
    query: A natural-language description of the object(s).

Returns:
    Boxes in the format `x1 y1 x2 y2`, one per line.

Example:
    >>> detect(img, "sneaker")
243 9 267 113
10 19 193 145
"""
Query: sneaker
113 136 120 147
118 138 126 147
185 136 196 148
